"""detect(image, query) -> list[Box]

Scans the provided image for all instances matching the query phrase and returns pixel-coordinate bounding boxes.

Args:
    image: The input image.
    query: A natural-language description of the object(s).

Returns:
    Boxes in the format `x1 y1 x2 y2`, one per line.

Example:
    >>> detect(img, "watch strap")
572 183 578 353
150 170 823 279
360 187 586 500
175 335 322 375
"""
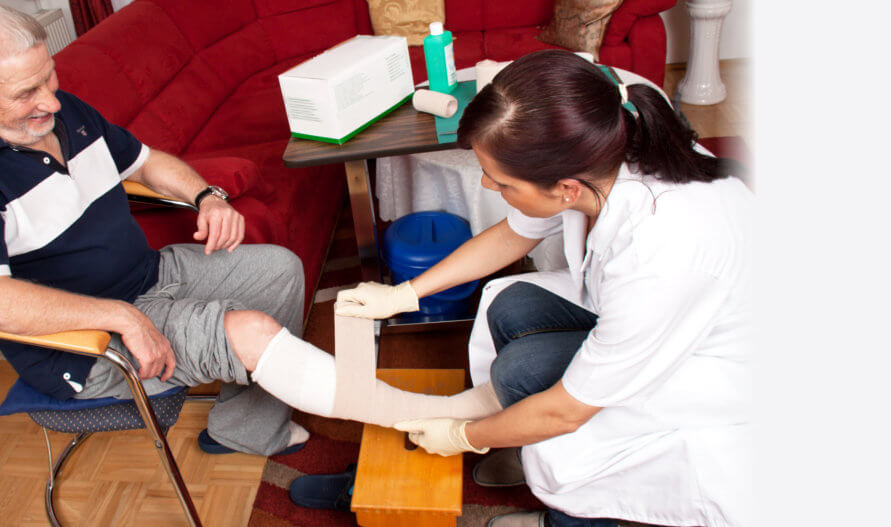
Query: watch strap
194 186 227 208
194 187 214 208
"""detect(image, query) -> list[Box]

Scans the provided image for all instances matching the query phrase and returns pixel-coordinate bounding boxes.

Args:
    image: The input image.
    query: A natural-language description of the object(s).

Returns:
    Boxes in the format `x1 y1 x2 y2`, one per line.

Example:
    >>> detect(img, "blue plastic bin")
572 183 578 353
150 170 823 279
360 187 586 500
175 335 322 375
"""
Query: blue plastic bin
382 211 479 316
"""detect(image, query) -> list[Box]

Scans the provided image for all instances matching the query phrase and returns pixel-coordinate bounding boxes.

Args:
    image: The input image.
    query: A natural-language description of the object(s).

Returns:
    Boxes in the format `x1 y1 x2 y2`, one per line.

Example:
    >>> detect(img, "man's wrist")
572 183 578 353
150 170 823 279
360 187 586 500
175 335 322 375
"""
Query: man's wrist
194 185 229 209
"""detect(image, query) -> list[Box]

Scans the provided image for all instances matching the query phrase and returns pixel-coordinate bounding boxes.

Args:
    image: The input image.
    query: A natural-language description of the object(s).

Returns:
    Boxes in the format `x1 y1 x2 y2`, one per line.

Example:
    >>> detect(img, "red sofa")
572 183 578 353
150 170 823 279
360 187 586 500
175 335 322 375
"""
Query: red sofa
372 0 678 88
53 0 674 316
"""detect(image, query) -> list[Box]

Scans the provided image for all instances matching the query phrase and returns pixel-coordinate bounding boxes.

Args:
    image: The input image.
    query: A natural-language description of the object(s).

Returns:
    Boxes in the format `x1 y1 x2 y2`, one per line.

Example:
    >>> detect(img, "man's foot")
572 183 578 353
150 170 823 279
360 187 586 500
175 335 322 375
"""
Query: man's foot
288 420 310 446
197 423 308 456
289 463 356 511
487 511 547 527
473 447 525 487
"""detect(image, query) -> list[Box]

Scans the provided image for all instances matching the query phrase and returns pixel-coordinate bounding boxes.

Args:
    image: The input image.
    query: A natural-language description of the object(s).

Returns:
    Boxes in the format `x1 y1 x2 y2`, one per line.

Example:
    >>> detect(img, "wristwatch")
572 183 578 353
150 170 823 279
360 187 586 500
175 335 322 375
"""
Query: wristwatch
194 185 229 208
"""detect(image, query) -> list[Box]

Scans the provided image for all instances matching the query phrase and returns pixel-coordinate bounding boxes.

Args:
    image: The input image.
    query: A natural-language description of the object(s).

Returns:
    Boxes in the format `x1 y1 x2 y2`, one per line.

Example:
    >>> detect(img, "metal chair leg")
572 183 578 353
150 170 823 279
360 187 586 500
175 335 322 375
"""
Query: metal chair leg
42 429 89 527
103 349 202 527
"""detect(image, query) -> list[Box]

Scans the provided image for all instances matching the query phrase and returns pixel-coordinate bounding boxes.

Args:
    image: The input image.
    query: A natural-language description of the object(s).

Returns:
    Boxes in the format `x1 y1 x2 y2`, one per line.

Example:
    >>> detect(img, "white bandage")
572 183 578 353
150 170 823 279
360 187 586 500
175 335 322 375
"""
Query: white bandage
474 59 509 93
412 89 458 118
251 328 336 417
251 319 503 428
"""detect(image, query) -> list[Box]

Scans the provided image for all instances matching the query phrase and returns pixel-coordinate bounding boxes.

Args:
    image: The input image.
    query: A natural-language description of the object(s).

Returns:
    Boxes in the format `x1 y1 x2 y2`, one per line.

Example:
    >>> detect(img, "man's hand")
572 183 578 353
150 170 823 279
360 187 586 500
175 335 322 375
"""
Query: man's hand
394 418 490 456
194 198 245 255
335 281 420 319
117 304 176 381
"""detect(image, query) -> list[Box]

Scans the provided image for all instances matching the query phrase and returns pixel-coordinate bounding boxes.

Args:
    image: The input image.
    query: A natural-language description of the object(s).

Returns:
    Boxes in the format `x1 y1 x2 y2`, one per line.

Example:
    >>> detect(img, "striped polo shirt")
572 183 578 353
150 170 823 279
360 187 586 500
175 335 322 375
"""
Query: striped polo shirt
0 90 160 399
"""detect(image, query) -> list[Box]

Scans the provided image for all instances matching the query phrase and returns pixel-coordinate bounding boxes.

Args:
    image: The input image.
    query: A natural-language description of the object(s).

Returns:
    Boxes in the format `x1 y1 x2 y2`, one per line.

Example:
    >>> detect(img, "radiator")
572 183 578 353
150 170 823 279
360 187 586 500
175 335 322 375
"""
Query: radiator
34 9 74 56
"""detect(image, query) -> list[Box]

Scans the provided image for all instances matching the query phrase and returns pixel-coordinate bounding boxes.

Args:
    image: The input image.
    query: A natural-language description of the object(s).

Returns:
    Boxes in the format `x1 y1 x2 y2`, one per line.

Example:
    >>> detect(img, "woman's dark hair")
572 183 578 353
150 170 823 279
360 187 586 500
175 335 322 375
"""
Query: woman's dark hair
457 50 730 191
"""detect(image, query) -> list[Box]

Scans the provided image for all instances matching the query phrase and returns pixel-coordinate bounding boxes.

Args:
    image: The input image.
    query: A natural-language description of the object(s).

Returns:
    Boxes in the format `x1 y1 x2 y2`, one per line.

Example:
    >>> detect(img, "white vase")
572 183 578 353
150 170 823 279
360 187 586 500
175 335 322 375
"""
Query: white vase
676 0 732 105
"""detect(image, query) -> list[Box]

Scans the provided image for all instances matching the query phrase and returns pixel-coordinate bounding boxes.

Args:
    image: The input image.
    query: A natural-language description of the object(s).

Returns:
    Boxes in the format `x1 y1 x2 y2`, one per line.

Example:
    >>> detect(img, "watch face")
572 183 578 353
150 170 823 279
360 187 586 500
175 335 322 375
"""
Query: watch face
210 186 228 200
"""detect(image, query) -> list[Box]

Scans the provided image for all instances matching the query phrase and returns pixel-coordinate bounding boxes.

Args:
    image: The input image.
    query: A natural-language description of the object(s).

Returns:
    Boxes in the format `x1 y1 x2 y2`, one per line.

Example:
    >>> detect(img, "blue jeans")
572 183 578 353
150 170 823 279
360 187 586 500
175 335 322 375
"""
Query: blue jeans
487 282 616 527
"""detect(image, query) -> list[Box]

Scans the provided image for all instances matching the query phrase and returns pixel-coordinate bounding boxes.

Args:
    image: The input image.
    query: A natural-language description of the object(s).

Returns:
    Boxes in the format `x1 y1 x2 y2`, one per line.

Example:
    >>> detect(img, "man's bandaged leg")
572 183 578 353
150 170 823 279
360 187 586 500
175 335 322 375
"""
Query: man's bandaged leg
251 315 502 427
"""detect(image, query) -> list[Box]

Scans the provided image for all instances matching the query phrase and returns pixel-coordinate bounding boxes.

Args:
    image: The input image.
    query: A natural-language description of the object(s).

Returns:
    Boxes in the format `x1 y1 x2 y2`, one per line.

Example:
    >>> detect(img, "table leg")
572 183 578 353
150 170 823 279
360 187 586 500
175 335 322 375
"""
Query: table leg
344 159 382 283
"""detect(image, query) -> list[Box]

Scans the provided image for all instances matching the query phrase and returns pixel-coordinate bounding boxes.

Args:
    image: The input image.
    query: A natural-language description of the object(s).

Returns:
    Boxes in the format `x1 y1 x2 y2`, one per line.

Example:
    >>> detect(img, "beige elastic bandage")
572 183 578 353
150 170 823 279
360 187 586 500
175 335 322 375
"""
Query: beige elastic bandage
251 312 502 427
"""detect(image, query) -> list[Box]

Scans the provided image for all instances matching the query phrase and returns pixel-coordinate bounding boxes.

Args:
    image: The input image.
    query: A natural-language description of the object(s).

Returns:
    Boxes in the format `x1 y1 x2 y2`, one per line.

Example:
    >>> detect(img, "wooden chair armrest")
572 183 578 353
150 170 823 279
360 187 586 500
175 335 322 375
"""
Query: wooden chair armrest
0 329 111 356
122 180 197 212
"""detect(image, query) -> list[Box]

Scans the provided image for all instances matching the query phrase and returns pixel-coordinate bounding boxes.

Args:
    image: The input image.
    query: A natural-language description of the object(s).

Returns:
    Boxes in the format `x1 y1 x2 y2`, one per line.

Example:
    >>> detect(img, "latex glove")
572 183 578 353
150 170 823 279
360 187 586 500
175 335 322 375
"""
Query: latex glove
394 418 490 457
335 281 419 319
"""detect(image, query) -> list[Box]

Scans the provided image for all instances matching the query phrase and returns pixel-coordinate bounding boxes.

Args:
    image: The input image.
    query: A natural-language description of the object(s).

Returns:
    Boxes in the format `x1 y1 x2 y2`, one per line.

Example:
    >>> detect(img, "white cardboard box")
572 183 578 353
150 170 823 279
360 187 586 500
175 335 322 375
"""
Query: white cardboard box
278 35 414 145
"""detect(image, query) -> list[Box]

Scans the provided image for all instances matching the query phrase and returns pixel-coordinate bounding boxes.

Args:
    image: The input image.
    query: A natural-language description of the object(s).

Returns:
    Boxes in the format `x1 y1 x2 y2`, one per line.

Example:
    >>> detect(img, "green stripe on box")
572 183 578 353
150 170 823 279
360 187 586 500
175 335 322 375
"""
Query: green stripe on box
290 93 413 145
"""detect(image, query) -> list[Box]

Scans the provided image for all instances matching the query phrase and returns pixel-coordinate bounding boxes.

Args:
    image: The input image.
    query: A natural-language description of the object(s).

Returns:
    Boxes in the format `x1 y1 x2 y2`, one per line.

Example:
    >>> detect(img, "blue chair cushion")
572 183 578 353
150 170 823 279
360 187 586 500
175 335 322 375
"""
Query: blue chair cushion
0 379 188 433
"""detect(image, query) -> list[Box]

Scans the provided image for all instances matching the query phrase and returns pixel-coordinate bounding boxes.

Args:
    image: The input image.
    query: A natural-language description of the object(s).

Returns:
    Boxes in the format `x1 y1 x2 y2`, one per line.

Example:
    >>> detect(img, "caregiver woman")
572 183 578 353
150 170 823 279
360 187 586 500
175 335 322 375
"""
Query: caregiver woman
336 50 752 527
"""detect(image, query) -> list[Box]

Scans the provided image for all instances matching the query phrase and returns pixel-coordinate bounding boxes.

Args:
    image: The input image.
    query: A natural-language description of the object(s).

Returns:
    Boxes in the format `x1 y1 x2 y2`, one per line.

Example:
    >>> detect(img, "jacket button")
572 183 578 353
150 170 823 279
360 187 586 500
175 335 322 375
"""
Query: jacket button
43 157 50 164
63 372 71 380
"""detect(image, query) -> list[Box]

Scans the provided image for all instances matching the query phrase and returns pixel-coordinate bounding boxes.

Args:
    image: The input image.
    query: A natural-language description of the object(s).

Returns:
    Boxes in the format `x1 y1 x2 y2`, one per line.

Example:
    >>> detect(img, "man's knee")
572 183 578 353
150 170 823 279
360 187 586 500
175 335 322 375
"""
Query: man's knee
264 245 304 284
225 310 282 371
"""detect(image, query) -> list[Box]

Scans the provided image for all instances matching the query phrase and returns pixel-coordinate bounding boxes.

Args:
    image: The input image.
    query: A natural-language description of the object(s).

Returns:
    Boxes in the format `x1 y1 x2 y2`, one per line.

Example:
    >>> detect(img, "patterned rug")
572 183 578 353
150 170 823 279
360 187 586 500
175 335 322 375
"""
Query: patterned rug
251 439 545 527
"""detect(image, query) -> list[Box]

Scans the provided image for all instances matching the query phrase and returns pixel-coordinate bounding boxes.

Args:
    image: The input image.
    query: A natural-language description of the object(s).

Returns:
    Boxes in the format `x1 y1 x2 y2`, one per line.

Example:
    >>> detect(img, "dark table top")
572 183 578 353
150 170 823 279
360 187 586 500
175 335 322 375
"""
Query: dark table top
282 102 459 168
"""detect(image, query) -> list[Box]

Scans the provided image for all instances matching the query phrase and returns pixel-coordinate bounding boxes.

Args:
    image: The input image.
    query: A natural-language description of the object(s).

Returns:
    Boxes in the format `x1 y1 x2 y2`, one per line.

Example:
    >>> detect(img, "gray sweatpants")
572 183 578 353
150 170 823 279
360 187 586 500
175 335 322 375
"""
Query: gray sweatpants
75 244 304 456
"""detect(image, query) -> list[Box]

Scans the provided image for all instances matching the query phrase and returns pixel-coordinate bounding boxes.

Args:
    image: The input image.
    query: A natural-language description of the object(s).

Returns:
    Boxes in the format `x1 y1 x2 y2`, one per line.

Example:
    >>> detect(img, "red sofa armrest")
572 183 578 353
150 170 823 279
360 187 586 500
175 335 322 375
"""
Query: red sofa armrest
604 0 676 46
185 156 271 201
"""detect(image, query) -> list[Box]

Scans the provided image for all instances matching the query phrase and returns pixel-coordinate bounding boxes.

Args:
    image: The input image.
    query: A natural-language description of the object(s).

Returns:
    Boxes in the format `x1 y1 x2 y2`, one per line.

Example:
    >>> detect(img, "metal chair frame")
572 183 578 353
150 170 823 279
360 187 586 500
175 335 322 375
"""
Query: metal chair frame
10 344 203 527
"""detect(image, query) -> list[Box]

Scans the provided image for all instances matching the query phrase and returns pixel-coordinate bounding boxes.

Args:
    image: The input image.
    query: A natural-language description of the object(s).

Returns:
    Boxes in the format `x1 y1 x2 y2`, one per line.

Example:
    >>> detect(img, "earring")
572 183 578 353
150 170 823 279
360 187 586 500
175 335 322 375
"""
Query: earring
563 197 570 203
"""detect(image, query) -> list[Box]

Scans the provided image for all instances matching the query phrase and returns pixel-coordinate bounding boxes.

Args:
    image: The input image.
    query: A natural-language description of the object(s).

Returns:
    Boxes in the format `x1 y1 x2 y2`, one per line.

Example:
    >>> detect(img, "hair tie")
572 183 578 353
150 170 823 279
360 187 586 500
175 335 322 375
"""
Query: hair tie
596 64 638 117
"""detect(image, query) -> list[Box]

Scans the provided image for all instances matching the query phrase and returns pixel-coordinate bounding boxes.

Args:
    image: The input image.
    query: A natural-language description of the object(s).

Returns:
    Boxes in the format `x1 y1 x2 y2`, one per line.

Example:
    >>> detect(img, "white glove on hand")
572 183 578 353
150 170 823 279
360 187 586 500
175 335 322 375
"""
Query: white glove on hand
335 281 419 319
394 418 490 457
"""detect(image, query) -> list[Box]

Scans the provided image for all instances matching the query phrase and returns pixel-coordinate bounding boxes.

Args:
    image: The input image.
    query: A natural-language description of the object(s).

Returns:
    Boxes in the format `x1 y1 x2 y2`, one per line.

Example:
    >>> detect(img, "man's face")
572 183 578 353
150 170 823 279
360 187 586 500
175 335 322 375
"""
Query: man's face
0 43 61 147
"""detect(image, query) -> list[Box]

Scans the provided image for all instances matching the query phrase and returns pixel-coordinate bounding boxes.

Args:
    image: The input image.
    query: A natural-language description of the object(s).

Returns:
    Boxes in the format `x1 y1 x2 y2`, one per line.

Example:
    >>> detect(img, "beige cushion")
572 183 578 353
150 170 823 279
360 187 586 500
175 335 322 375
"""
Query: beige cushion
366 0 446 46
538 0 625 61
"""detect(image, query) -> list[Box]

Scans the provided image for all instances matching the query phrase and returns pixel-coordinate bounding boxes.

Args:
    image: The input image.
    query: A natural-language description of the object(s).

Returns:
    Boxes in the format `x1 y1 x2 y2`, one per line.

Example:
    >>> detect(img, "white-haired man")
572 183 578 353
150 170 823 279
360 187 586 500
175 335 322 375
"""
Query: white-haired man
0 6 309 456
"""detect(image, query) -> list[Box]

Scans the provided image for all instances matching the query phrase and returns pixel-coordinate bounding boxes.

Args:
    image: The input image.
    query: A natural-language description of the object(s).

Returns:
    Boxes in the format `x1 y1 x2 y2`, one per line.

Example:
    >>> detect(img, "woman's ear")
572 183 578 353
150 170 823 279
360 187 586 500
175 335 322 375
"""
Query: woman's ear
557 178 585 204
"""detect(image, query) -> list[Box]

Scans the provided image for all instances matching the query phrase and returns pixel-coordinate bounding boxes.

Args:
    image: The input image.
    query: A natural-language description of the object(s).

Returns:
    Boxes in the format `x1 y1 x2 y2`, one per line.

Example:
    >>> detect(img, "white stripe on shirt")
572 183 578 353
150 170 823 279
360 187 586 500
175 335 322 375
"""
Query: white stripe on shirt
4 138 122 257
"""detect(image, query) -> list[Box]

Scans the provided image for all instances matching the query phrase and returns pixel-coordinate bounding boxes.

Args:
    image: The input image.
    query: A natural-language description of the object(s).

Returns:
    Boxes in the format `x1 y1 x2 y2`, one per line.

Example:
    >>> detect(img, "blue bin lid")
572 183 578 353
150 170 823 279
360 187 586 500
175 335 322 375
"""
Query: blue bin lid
383 211 472 268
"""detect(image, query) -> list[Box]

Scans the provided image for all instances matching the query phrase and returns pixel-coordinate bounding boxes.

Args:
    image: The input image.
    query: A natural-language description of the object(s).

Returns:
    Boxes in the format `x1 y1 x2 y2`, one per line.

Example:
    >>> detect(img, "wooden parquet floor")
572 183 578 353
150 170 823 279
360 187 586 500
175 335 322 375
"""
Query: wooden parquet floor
0 360 264 526
0 59 750 526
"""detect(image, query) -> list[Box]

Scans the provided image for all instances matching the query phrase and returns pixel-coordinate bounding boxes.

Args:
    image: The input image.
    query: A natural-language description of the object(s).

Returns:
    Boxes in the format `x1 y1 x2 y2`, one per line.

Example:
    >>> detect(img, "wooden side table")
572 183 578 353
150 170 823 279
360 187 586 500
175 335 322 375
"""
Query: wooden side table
283 102 457 284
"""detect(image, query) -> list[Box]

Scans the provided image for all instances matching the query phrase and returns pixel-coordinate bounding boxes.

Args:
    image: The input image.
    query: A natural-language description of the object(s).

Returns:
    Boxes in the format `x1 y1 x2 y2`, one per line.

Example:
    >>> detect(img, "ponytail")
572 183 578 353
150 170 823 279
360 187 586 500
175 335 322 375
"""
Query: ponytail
457 50 741 190
624 84 735 184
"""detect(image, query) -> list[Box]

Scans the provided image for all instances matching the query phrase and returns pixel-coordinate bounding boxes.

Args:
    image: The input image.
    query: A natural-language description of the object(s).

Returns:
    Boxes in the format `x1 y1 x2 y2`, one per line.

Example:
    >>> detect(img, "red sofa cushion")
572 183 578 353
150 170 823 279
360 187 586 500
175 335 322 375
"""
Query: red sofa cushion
184 156 271 201
143 0 257 50
604 0 676 45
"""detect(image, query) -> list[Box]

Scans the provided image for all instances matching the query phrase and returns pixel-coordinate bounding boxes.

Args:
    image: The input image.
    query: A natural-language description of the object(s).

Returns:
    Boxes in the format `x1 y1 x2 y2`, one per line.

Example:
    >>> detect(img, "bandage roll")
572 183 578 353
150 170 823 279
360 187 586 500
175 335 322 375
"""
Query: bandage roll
412 89 458 118
475 59 509 93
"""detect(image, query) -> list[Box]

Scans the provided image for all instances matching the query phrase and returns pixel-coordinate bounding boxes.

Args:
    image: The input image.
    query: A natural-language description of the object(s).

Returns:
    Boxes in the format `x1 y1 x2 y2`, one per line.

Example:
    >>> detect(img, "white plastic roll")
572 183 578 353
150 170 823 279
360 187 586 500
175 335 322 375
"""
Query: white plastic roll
412 89 458 118
474 59 509 93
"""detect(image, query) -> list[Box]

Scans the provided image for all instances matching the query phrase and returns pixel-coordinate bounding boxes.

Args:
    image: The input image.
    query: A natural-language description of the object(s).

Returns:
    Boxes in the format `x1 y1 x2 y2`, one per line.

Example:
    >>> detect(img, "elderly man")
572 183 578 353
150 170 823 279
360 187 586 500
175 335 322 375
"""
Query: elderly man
0 6 309 456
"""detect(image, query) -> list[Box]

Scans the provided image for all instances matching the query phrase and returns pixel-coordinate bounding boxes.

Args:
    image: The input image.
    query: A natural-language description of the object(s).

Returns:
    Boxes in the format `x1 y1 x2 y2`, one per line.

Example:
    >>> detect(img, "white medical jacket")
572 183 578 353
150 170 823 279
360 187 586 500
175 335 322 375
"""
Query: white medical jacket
468 163 753 526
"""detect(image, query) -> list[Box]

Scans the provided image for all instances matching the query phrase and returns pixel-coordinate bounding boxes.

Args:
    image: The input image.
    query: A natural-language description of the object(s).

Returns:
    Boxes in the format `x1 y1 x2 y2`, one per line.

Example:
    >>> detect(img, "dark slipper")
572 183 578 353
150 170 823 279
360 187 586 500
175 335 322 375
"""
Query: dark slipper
289 463 357 511
197 428 306 456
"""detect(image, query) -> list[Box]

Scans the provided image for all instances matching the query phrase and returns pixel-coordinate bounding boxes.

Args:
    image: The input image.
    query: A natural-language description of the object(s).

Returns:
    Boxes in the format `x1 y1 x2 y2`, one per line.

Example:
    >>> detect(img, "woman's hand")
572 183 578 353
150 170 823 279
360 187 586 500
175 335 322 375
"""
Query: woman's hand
334 281 419 319
394 418 489 456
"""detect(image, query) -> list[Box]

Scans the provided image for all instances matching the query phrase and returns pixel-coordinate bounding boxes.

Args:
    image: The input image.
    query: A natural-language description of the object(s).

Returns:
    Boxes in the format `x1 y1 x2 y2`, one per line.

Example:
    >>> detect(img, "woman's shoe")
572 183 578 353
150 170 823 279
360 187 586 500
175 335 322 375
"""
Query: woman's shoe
486 510 546 527
473 447 526 487
288 463 357 511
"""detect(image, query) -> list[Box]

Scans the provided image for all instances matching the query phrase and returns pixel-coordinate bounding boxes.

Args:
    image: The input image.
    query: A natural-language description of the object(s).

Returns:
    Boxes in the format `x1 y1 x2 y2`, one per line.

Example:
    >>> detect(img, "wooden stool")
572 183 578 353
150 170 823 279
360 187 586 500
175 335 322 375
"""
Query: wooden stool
352 368 464 527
